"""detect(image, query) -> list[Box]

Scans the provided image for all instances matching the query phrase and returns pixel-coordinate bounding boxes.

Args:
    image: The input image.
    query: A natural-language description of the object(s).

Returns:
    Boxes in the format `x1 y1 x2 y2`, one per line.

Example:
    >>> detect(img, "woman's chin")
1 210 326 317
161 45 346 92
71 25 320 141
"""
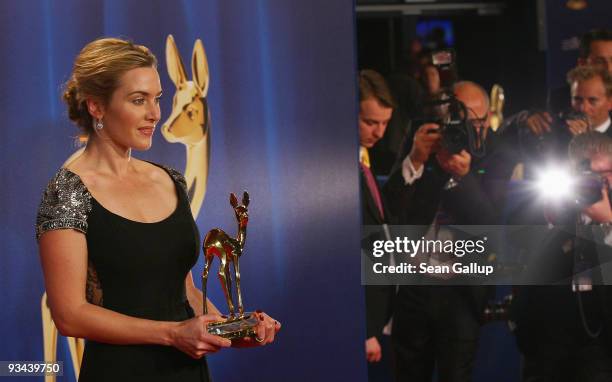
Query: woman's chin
130 138 153 151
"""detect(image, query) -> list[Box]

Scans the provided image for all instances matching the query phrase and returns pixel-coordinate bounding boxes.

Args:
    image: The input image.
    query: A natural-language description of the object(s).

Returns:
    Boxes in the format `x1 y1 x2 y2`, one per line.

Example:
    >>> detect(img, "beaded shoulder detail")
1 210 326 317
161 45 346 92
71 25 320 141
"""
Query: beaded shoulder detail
158 164 188 196
35 168 92 241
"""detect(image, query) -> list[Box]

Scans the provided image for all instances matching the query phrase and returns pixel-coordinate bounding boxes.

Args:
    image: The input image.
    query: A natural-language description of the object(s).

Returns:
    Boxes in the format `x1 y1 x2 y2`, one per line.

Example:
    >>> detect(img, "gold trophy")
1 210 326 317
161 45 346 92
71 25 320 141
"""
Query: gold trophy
202 191 259 340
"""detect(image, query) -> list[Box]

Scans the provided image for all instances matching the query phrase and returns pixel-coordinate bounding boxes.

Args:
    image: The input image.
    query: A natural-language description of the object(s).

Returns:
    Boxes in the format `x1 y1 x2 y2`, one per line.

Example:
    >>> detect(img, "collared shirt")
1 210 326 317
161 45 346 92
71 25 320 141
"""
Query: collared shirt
401 156 424 185
594 117 611 134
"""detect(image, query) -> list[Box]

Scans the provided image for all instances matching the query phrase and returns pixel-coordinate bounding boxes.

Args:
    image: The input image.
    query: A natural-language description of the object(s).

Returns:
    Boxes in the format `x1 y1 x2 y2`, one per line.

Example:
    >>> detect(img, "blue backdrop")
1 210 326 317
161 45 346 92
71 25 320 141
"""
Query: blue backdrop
0 1 365 381
545 0 612 89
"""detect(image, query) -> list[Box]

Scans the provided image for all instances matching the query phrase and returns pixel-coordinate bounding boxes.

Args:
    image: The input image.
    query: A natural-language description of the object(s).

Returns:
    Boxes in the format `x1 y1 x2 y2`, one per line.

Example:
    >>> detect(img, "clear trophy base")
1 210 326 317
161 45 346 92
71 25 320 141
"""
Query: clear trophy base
207 312 259 340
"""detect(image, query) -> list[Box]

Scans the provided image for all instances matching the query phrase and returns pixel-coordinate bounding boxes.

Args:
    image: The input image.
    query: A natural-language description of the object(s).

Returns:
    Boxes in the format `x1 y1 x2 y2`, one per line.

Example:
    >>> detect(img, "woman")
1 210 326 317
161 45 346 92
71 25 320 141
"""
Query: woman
36 38 280 381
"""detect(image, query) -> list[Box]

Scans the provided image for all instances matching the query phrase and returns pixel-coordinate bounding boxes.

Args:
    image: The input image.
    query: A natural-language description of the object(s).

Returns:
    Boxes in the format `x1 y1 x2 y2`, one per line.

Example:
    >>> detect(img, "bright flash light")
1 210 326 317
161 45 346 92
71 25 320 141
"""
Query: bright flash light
535 166 575 201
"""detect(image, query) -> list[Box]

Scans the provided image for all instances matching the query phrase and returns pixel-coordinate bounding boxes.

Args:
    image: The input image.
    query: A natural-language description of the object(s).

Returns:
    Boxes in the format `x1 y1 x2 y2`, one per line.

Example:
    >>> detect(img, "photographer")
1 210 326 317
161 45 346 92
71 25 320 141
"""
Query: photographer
513 132 612 382
510 64 612 202
369 51 441 176
525 28 611 138
385 80 517 382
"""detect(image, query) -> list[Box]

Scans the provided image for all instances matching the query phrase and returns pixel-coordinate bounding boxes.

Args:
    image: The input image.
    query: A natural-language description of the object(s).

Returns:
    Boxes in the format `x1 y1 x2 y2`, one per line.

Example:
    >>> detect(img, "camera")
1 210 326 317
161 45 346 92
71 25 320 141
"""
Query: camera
573 159 608 207
426 49 485 156
535 159 609 208
523 109 589 160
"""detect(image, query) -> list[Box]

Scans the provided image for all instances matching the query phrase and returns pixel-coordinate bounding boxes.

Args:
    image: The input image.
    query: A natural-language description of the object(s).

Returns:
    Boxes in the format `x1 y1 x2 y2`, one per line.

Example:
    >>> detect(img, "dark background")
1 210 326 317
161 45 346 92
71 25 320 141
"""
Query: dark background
356 0 611 381
356 0 610 115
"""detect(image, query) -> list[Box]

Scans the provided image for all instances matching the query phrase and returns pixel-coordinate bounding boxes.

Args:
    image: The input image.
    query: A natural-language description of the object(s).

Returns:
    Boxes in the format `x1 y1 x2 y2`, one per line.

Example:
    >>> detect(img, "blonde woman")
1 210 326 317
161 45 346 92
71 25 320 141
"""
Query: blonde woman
36 38 279 381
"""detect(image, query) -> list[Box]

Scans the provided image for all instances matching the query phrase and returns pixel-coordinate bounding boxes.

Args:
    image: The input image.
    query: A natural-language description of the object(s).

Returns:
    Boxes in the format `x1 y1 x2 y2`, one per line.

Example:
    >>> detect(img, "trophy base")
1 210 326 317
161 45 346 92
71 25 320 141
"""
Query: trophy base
207 312 259 340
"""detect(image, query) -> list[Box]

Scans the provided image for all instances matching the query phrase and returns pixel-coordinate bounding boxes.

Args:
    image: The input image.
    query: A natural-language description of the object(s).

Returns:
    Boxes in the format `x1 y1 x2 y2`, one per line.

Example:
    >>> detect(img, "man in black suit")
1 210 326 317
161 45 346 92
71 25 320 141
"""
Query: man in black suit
359 70 478 379
511 67 612 382
513 132 612 382
384 81 511 382
359 69 443 378
358 69 398 370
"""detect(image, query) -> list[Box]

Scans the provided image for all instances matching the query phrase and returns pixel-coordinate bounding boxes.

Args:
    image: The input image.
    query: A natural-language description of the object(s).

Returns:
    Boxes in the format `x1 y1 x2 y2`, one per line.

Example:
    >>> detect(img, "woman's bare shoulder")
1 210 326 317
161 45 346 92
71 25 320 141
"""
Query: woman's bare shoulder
135 159 187 193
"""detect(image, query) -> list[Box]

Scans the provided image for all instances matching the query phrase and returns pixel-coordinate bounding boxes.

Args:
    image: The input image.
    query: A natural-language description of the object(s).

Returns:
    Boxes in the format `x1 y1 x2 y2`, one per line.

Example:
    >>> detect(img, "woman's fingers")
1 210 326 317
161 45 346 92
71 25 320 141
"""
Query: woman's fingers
199 327 232 348
252 311 279 345
200 314 224 324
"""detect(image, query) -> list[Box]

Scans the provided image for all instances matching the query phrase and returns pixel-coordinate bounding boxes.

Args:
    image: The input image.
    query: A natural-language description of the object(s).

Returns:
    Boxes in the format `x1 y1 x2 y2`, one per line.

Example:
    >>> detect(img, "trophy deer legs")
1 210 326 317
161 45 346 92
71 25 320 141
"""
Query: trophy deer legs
218 253 235 318
202 252 214 315
224 266 235 318
232 253 244 317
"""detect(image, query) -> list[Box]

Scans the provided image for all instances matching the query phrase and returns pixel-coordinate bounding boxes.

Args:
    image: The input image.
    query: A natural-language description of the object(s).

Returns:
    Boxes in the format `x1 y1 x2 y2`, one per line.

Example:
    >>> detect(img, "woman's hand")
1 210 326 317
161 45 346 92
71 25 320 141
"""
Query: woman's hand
171 314 232 359
232 311 281 347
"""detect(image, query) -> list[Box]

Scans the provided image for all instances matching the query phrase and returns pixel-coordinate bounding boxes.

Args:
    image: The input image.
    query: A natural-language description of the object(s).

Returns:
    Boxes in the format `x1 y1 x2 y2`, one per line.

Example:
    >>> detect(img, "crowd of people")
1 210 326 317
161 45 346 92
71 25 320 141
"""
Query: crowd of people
359 28 612 382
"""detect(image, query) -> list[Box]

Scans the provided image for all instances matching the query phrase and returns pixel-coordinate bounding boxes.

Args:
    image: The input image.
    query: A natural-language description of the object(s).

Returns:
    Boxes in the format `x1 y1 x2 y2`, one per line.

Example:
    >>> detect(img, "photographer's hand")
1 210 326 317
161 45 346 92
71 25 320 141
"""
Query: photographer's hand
409 123 441 171
567 119 590 136
583 185 612 224
437 149 471 178
365 336 382 363
526 112 552 136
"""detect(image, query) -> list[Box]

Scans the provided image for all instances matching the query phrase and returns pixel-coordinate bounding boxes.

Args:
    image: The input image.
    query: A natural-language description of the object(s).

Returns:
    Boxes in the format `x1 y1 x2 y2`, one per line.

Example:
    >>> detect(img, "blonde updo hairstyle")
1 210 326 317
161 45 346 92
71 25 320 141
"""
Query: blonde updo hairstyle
63 38 158 135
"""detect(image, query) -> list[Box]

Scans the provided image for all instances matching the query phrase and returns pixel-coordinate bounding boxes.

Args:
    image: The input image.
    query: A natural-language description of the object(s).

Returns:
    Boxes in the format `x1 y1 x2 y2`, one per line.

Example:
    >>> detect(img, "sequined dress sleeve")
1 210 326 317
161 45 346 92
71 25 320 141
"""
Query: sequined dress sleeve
36 168 92 240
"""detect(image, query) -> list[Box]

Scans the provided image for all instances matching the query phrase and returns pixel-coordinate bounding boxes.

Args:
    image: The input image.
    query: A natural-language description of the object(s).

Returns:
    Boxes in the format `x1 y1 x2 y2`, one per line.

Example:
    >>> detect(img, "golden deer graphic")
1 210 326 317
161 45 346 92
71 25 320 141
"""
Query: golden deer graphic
41 35 212 380
162 34 211 217
203 192 249 318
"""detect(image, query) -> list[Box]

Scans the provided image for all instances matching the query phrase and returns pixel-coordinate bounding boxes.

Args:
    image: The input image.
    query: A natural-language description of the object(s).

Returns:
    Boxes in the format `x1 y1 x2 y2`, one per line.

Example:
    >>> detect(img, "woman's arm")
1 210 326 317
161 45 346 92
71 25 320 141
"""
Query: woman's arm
39 229 230 357
185 271 221 316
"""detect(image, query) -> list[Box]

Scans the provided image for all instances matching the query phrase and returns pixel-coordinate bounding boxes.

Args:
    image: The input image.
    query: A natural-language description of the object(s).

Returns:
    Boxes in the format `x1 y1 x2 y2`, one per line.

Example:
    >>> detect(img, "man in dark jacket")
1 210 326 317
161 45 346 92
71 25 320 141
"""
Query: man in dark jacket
514 132 612 382
384 80 516 382
527 28 611 135
358 69 398 368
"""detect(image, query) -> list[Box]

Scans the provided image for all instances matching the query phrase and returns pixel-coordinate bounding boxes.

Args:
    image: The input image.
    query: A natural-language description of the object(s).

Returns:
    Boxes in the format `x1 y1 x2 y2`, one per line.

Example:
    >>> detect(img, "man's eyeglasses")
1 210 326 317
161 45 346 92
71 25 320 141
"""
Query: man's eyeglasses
466 108 488 130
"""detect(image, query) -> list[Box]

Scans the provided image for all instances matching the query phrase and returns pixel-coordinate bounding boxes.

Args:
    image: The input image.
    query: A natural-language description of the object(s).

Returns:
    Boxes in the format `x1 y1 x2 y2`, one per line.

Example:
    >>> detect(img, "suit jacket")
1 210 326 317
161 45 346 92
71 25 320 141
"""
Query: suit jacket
370 74 426 176
384 120 520 226
441 130 520 225
384 126 519 324
361 166 397 340
512 225 612 352
507 122 612 352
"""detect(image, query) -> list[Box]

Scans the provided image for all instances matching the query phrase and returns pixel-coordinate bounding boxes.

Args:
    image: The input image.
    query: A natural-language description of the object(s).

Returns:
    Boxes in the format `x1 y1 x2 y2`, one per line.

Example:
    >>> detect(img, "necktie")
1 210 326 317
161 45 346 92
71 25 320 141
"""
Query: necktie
360 147 385 220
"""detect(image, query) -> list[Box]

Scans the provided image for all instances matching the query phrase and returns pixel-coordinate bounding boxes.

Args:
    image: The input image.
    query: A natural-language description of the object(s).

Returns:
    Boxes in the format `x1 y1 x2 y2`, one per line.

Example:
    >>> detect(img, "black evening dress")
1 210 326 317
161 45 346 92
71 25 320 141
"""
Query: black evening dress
36 163 210 381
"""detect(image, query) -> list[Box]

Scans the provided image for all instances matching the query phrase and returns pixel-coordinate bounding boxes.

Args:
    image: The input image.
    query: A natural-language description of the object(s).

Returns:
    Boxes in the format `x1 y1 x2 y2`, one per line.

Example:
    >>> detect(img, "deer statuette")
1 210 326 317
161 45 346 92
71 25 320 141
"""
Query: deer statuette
203 192 249 318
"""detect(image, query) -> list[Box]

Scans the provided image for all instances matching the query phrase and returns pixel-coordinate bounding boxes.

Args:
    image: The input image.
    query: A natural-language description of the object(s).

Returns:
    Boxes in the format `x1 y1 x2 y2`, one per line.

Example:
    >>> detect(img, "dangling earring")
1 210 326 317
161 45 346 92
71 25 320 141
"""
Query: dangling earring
95 118 104 131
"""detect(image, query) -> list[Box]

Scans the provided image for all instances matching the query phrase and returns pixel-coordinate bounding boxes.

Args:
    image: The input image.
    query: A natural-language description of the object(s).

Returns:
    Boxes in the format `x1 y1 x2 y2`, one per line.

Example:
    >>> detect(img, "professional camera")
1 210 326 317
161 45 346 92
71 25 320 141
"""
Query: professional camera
426 49 486 156
573 159 609 207
523 109 589 160
536 159 610 208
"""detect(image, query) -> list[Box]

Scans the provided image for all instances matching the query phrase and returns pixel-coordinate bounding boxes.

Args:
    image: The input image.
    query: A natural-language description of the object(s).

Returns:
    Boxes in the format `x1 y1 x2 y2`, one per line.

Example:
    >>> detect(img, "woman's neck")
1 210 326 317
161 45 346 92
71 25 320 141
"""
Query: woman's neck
77 134 134 177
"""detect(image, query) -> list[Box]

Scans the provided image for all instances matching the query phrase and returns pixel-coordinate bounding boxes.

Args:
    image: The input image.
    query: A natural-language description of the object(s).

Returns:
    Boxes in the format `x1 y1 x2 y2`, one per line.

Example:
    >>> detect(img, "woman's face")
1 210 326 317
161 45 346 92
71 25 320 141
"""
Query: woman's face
101 66 162 151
